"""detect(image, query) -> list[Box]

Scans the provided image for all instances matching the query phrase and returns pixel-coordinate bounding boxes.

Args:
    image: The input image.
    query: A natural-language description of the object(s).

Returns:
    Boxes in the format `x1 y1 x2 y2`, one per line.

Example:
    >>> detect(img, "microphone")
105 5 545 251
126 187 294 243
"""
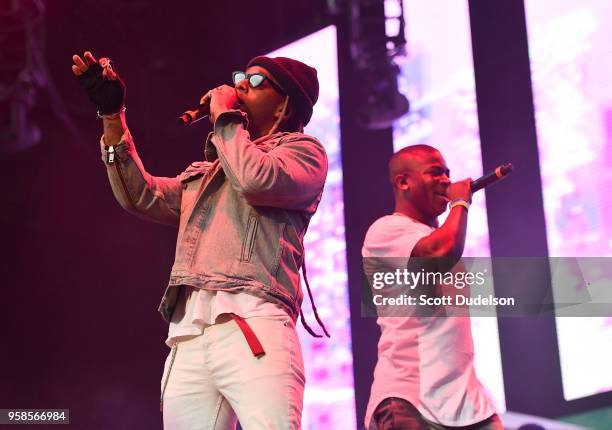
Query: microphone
471 163 513 192
177 100 210 126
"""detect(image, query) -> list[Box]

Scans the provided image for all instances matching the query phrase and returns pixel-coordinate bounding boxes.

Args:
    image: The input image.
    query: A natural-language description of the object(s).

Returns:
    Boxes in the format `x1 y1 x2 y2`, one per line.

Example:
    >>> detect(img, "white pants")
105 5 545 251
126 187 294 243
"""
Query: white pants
160 314 305 430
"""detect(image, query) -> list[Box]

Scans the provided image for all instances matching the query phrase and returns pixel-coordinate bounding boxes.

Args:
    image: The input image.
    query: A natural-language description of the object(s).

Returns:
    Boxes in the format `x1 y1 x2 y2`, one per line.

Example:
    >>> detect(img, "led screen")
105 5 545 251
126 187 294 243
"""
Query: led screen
524 0 612 401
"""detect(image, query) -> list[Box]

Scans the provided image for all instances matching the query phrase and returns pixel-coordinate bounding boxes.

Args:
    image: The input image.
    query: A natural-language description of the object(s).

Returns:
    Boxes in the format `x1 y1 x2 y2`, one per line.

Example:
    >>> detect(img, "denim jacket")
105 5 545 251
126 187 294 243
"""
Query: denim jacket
101 110 328 322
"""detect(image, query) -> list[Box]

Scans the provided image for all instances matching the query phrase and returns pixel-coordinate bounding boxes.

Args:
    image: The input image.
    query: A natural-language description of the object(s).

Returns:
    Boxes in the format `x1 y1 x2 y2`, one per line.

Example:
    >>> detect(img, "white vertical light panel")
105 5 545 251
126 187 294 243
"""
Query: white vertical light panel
524 0 612 401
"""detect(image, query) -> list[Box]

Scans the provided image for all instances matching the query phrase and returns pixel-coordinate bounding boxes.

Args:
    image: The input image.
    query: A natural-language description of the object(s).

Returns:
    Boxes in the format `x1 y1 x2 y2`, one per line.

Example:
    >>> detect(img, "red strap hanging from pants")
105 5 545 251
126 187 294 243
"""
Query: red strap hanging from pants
229 313 266 357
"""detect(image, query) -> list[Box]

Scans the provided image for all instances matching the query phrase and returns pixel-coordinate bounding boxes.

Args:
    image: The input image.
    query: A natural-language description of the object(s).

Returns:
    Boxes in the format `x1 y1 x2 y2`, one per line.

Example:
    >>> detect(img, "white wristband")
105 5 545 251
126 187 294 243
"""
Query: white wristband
450 199 470 211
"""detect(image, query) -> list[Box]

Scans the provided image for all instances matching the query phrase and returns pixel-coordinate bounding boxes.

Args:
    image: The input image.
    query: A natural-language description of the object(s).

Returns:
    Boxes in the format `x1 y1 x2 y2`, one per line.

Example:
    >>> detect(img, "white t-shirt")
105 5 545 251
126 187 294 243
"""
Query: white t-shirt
362 214 496 427
166 286 286 347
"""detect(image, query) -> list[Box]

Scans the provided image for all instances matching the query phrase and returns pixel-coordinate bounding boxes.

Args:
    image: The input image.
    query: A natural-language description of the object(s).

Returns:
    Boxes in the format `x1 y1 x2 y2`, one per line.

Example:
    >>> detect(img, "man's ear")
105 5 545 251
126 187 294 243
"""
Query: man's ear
394 173 411 191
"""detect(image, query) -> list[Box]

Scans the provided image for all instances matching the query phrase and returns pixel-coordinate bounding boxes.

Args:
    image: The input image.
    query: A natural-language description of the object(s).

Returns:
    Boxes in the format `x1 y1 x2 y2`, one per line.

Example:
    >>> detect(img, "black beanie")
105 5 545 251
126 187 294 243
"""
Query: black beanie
246 56 319 126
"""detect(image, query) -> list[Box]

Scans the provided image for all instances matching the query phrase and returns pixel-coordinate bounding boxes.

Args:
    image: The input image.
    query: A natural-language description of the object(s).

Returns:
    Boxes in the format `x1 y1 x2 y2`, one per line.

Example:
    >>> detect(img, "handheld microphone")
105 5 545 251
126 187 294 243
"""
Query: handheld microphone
177 101 210 126
471 163 513 192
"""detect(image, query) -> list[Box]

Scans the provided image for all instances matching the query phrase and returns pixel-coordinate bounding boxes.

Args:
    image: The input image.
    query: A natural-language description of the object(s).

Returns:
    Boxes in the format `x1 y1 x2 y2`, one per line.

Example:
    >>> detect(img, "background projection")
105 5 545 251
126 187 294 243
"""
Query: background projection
524 0 612 402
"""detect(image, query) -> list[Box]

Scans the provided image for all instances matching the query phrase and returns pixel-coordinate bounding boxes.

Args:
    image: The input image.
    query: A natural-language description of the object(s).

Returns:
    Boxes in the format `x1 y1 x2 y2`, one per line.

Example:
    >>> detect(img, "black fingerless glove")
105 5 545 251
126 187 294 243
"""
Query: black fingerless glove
77 62 126 115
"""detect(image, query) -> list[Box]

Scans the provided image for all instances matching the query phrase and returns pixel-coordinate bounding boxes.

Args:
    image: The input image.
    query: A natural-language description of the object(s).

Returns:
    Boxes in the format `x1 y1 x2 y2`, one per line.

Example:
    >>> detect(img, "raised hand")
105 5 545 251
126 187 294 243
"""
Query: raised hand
447 178 473 204
72 50 125 115
209 85 239 123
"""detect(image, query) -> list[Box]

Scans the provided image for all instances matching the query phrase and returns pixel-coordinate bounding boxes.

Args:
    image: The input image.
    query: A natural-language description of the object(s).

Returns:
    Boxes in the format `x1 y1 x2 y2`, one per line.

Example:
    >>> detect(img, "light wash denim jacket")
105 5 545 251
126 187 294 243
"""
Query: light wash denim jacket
100 111 328 322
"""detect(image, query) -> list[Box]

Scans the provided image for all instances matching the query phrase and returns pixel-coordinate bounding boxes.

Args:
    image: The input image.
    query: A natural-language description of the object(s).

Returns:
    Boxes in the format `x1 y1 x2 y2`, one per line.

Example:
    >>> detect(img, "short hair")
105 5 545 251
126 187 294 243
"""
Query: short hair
388 144 440 183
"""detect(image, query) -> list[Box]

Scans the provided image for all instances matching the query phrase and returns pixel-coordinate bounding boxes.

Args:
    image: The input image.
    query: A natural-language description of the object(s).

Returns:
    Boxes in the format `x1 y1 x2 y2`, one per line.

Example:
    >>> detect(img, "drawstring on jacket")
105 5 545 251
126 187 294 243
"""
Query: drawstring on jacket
299 255 330 338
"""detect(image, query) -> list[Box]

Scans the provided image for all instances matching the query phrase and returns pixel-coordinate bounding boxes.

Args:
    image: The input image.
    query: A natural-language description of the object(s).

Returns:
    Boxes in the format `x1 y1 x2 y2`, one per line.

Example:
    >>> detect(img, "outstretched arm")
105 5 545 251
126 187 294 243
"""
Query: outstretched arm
72 51 182 225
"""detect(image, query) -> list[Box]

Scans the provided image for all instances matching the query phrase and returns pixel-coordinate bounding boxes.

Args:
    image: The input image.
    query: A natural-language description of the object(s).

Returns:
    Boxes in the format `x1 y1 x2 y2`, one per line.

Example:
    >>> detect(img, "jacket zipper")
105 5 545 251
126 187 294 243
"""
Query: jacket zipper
240 215 258 262
107 145 136 209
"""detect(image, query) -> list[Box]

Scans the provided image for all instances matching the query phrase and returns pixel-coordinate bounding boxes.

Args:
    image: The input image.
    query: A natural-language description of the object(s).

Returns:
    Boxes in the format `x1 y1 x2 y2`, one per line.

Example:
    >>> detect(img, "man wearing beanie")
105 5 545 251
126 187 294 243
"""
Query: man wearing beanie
72 51 327 429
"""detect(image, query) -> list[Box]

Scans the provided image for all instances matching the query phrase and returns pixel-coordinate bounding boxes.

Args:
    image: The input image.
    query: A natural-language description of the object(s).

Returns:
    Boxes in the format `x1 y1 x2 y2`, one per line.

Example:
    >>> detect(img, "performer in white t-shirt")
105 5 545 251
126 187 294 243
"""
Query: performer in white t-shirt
362 145 503 429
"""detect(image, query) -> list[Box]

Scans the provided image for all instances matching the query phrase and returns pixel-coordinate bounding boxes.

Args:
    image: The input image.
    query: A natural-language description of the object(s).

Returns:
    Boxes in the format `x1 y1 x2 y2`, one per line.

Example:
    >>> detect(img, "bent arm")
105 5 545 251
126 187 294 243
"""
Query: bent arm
211 111 328 210
410 206 468 271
